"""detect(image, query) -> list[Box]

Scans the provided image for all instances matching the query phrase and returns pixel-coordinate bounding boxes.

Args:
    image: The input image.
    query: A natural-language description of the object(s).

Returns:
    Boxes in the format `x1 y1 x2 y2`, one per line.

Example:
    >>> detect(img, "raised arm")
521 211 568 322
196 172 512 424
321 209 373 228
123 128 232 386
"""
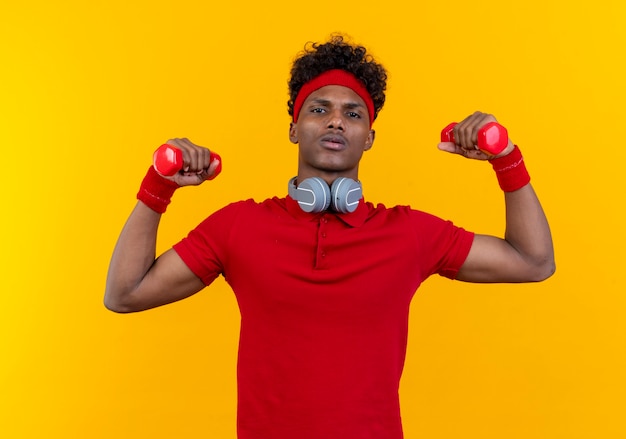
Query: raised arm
438 112 555 283
104 138 221 313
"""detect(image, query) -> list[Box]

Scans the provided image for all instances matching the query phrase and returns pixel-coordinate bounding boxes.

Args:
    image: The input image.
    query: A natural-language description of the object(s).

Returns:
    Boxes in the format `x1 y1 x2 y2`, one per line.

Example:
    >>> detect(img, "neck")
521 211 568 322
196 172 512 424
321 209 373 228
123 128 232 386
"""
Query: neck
296 171 360 188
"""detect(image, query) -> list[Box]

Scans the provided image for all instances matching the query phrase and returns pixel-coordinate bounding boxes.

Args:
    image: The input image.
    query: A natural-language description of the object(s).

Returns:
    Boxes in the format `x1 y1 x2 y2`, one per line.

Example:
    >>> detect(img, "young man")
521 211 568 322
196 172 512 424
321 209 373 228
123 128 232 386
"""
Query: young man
105 35 555 438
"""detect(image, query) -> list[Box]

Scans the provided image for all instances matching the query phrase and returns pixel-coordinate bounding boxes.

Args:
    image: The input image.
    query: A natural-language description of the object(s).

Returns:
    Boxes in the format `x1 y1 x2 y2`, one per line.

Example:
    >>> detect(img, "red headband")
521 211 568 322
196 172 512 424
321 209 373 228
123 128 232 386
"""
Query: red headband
292 69 375 126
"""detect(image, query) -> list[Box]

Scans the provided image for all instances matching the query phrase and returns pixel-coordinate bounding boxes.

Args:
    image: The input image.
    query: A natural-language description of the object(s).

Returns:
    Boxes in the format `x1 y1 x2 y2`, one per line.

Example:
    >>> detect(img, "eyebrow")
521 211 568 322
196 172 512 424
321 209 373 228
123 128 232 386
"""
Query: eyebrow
308 98 365 109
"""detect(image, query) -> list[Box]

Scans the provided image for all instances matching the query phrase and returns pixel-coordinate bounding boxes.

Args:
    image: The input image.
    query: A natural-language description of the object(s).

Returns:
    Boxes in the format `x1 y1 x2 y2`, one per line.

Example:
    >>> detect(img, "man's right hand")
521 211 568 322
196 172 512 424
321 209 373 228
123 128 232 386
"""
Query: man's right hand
158 138 221 186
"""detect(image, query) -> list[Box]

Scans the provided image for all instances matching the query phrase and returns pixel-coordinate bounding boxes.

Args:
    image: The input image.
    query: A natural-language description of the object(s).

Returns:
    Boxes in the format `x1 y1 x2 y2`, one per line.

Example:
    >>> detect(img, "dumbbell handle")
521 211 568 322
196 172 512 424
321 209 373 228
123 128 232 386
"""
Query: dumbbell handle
441 121 508 155
153 144 222 180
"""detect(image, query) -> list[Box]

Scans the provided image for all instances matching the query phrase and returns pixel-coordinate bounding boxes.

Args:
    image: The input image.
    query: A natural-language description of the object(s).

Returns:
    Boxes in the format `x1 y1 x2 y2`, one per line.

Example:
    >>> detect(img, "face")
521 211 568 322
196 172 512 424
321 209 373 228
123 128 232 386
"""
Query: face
289 85 375 182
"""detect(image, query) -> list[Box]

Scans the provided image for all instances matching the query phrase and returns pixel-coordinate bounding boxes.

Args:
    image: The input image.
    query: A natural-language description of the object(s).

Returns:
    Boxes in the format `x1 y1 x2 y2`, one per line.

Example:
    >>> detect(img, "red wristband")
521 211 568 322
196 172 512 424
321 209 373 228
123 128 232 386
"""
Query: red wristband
488 145 531 192
136 166 180 213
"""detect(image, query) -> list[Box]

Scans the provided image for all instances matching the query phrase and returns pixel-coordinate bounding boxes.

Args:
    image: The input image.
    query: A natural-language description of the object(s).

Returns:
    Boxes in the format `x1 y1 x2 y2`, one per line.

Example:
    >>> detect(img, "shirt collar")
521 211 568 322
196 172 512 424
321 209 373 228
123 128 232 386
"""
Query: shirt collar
285 195 368 228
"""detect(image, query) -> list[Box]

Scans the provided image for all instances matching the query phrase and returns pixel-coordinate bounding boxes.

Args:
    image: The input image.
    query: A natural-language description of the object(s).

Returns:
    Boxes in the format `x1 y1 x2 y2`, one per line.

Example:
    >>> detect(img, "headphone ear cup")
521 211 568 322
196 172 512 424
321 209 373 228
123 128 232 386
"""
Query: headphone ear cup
330 178 362 213
295 177 331 213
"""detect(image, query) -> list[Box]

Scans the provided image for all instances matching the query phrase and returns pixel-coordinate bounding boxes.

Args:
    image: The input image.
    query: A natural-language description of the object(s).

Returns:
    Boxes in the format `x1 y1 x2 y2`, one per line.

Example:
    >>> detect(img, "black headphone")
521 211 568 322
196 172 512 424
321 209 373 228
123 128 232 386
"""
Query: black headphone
288 177 362 214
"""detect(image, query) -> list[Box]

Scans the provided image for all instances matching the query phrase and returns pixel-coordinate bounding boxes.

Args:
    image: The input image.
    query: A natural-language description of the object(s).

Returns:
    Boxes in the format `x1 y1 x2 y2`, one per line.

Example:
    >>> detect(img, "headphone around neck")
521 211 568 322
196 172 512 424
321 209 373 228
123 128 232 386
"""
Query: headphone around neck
288 177 362 214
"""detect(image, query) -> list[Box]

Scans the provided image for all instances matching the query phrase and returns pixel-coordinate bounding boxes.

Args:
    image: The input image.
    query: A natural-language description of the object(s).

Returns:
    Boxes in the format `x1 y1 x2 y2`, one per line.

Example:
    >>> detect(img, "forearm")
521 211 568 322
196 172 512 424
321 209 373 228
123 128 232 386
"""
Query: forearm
104 202 162 310
105 165 180 311
490 145 555 280
503 184 555 279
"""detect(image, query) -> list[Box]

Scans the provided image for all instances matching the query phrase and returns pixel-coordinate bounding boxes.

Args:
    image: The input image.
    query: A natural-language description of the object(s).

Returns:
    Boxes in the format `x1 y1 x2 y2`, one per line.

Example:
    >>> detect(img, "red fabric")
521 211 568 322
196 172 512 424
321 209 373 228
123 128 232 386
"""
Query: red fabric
488 145 531 192
136 166 179 213
293 69 376 126
173 196 474 438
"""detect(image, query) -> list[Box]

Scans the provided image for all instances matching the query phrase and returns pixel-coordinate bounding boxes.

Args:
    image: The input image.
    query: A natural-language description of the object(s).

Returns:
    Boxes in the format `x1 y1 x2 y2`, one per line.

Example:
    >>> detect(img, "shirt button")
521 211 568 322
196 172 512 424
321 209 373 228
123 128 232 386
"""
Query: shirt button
321 252 326 258
322 232 327 238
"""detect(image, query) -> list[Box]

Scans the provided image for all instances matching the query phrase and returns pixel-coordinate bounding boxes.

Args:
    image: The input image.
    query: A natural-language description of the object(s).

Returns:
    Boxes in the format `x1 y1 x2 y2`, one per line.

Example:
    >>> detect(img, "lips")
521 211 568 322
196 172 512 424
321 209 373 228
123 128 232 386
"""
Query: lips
320 134 347 150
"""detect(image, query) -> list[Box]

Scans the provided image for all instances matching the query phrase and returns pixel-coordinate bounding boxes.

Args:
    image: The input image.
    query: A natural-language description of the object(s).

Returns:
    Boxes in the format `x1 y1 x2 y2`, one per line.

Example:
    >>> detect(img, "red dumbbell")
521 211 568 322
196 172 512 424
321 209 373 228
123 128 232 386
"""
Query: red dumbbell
440 121 508 155
153 144 222 180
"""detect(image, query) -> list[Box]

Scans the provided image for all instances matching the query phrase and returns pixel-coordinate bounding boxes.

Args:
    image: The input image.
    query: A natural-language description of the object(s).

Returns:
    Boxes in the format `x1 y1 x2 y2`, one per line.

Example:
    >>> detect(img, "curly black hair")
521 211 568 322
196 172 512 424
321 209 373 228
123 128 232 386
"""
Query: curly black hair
287 35 387 121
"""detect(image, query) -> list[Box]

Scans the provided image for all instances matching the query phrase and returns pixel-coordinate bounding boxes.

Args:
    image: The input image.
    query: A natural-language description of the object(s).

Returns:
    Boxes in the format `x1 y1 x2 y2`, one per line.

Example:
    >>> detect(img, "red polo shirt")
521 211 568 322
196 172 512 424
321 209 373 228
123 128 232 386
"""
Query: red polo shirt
173 196 474 439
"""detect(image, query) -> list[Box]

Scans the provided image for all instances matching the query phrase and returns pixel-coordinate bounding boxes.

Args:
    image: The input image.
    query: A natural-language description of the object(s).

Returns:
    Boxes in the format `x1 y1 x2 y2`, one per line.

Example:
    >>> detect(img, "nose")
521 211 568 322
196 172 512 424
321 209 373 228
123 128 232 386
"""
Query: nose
326 109 344 130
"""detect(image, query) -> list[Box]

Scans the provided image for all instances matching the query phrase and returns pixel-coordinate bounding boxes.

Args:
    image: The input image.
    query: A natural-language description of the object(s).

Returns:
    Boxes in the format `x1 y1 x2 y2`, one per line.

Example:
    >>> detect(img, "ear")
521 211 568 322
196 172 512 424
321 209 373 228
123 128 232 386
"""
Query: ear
364 129 375 151
289 122 298 144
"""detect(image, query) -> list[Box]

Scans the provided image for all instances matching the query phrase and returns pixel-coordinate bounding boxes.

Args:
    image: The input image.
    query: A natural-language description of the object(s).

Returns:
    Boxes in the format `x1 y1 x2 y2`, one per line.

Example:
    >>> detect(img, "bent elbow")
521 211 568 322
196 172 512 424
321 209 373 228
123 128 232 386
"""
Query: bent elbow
529 257 556 282
104 297 133 314
103 289 139 314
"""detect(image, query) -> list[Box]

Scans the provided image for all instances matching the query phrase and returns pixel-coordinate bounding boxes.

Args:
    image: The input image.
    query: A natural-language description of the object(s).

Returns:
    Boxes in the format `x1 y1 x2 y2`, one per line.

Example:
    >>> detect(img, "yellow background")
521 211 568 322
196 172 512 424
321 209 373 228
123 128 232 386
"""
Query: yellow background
2 1 625 438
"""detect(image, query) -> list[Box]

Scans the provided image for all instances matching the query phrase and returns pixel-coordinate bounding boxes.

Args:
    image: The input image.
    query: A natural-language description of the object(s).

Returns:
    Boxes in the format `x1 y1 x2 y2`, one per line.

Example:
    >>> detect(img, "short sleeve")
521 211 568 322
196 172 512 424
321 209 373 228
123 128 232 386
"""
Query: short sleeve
408 209 475 279
173 201 246 285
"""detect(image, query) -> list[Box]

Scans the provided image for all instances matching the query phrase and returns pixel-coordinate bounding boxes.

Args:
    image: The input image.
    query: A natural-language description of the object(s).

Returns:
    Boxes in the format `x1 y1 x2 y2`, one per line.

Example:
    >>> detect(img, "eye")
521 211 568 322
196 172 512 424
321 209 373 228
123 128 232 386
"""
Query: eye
311 107 326 113
347 111 361 118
